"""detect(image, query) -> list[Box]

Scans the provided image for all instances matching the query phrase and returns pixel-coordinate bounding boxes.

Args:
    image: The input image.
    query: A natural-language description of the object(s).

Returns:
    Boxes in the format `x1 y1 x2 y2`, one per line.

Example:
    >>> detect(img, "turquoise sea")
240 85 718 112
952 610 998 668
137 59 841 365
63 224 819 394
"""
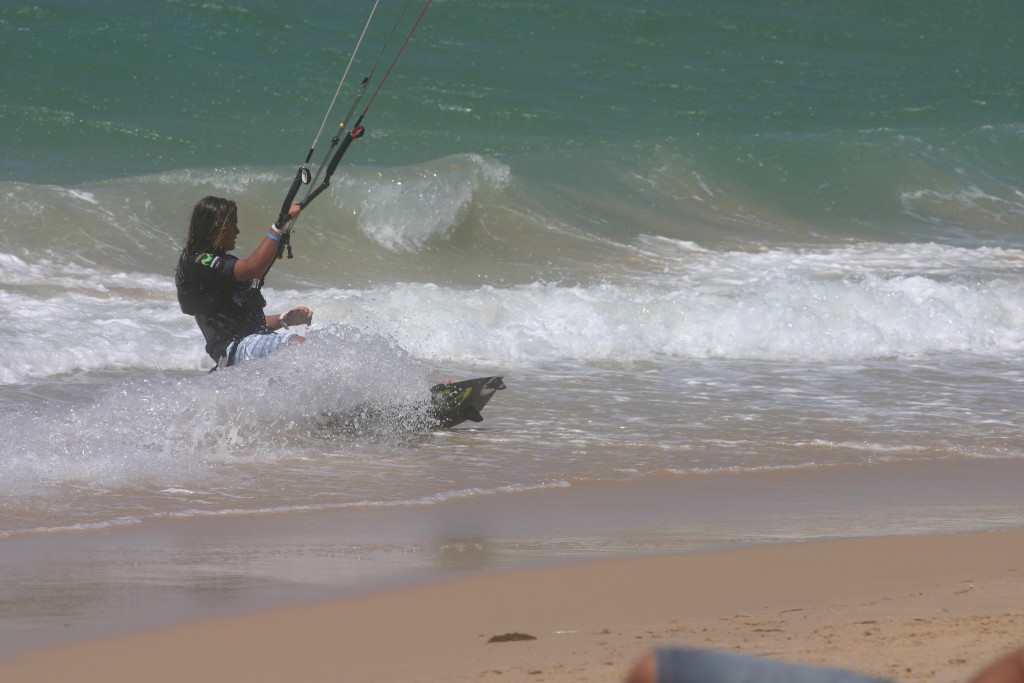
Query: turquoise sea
1 0 1023 658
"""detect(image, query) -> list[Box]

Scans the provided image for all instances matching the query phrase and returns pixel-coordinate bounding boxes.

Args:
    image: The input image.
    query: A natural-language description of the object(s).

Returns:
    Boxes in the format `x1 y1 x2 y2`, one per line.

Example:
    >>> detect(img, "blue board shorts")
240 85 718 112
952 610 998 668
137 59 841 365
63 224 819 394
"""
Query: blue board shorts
220 330 300 368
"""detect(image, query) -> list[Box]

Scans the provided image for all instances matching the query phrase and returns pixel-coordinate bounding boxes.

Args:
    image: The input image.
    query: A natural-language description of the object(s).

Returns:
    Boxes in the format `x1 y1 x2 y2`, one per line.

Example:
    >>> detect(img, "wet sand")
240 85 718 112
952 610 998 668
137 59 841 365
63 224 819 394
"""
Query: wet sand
1 459 1022 682
1 530 1022 683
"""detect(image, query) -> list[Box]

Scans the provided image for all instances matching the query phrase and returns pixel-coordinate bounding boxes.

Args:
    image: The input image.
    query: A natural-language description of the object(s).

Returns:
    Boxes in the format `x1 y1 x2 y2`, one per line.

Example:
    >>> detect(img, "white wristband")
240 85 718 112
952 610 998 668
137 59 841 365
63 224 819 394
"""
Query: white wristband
269 223 284 235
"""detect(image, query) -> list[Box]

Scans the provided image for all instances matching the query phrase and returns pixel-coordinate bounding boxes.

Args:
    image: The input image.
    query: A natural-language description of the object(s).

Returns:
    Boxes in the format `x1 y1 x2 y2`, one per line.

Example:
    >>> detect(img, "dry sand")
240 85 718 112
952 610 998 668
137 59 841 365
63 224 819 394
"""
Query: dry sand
1 530 1021 683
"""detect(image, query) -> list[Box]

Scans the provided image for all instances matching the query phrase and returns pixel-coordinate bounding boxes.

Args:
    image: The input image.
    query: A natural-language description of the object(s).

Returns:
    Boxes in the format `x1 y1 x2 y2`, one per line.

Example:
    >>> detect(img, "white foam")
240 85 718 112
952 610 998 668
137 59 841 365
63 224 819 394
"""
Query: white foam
303 264 1024 365
0 324 433 497
4 238 1024 385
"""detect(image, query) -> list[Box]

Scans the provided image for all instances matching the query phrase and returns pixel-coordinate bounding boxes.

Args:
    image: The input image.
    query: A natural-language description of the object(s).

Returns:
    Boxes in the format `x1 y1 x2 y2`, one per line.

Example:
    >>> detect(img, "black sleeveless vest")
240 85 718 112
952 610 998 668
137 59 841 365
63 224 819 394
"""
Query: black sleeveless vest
176 252 268 362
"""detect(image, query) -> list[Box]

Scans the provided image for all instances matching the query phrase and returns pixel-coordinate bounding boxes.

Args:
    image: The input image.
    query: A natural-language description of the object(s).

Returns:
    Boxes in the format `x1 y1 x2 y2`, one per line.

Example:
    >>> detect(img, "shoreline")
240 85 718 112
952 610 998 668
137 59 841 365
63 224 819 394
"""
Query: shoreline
1 529 1022 683
1 458 1022 681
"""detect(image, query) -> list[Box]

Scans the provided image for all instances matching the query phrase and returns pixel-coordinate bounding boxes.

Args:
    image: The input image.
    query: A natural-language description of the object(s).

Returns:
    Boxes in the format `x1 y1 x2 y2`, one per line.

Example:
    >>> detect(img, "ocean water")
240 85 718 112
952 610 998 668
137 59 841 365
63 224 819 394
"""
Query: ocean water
2 0 1024 544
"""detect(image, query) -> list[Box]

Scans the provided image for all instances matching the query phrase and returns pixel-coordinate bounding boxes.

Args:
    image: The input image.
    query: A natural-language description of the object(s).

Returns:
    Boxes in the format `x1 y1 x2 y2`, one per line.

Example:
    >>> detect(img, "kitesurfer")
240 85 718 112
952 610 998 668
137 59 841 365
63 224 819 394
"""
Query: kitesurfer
175 195 313 367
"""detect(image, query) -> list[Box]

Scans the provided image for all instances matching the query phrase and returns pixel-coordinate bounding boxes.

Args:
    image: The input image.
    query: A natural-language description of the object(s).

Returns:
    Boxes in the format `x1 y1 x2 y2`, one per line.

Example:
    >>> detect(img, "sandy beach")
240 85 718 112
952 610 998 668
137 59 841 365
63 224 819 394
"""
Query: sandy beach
2 527 1021 683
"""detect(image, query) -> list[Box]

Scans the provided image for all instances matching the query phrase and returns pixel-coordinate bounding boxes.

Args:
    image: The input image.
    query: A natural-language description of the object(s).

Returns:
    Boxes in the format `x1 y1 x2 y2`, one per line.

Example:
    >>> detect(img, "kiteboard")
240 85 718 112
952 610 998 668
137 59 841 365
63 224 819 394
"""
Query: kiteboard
430 376 506 429
319 375 506 436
